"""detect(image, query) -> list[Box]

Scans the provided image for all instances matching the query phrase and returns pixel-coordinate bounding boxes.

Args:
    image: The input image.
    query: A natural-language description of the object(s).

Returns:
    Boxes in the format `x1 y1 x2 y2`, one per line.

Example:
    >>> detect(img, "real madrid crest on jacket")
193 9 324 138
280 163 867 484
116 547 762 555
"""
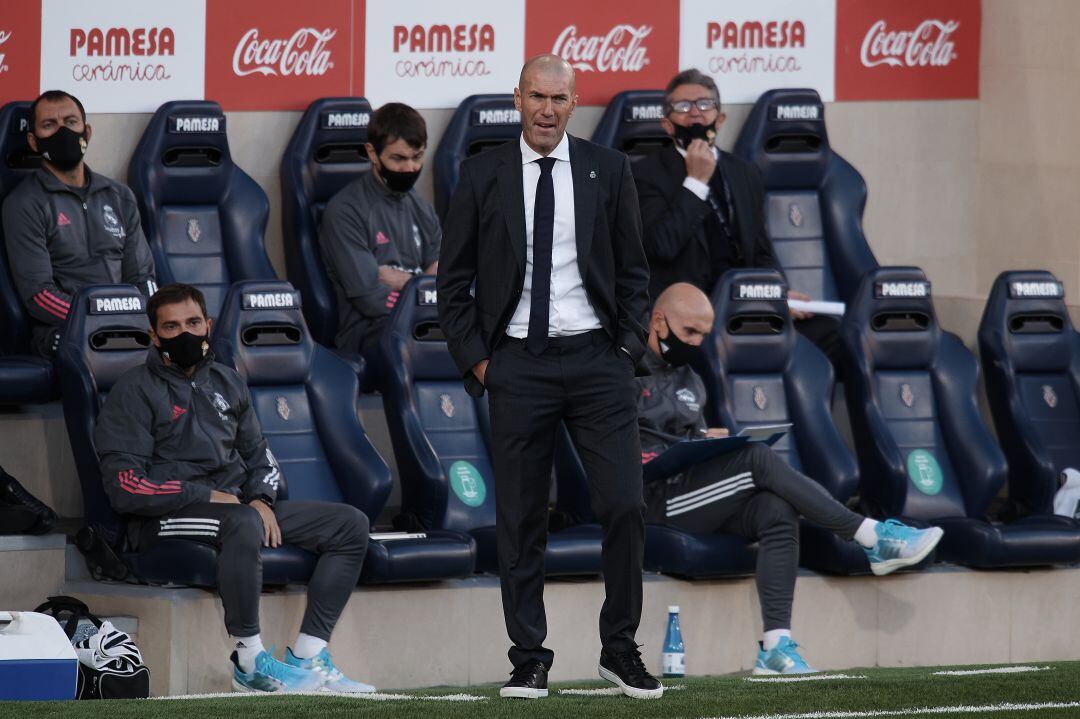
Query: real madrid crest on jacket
94 348 280 547
2 166 157 356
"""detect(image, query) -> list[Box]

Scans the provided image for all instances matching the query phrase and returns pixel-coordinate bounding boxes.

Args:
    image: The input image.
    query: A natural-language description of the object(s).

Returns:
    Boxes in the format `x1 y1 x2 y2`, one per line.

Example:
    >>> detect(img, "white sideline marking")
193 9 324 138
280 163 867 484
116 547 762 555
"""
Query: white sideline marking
152 690 485 701
705 700 1080 719
558 684 686 696
745 674 867 684
932 665 1051 676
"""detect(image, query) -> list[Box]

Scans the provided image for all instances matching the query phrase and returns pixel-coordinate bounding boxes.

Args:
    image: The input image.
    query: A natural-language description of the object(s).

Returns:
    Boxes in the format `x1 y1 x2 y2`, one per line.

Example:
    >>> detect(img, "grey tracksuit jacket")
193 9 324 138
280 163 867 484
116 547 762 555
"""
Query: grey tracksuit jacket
1 166 156 355
94 348 280 542
317 171 441 351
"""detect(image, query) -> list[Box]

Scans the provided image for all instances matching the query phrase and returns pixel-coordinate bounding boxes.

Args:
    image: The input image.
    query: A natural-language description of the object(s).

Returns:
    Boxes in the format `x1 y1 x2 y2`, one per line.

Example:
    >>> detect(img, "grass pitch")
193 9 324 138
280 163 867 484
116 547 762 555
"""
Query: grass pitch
6 661 1080 719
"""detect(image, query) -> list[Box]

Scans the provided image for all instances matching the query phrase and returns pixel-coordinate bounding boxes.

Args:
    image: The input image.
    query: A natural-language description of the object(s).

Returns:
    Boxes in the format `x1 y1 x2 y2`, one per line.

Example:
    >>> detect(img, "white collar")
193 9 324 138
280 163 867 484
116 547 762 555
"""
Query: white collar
520 132 571 165
674 143 720 160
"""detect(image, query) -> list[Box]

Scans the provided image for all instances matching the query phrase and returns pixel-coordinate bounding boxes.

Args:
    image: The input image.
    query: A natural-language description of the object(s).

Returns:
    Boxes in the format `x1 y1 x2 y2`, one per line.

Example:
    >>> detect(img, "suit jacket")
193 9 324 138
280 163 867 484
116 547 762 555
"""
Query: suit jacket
437 135 650 398
632 145 776 300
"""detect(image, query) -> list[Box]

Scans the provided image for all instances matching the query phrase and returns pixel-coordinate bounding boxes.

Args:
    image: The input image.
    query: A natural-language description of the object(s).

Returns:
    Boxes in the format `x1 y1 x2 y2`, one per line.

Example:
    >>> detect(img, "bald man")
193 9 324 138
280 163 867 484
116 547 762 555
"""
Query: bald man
639 284 944 675
438 55 656 698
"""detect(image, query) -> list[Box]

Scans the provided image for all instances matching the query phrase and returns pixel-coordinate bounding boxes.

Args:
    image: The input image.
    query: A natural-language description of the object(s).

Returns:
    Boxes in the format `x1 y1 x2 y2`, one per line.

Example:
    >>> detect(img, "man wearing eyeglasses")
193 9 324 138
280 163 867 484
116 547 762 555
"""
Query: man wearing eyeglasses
632 70 838 363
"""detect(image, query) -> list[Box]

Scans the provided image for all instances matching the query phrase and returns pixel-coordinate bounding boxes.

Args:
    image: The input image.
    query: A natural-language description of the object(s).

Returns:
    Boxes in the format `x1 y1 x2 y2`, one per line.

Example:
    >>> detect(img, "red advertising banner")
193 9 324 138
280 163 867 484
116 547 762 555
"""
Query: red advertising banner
525 0 679 106
835 0 980 101
0 0 42 105
206 0 354 110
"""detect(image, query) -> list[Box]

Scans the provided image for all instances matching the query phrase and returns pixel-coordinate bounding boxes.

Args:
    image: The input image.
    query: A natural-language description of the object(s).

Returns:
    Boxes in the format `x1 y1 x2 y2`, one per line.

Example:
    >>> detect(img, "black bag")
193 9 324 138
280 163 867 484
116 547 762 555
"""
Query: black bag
34 596 151 699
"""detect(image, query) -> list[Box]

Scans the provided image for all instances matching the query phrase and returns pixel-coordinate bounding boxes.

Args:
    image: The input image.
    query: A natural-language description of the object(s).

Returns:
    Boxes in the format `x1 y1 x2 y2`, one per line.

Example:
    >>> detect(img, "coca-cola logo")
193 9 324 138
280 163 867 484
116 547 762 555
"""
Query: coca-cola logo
68 27 175 82
392 24 496 80
551 24 651 73
0 30 10 75
860 19 959 69
232 28 336 78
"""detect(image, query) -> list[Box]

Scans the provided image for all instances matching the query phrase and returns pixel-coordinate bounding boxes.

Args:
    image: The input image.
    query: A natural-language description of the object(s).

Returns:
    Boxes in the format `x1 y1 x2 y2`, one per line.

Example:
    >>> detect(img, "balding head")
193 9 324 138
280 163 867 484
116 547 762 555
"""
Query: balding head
515 54 578 156
519 54 576 94
648 283 715 358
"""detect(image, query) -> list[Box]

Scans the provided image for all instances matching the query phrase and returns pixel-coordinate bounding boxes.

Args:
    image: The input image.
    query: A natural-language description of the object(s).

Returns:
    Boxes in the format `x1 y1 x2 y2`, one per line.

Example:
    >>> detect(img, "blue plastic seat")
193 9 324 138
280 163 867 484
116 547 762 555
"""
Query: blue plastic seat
56 284 315 586
127 101 277 317
211 279 476 584
379 275 603 575
433 94 519 221
979 270 1080 517
733 89 877 304
841 267 1080 567
0 101 56 402
589 90 670 162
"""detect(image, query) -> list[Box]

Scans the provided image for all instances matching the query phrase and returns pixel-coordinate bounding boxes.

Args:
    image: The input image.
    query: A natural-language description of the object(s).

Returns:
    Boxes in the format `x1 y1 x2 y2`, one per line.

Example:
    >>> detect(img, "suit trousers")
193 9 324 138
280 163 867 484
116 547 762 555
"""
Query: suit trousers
486 329 645 670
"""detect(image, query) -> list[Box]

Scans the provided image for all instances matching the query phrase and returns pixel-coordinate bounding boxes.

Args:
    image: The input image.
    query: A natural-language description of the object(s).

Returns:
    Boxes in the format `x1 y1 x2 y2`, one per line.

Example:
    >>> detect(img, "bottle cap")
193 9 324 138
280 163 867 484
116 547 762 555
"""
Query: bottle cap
668 605 680 614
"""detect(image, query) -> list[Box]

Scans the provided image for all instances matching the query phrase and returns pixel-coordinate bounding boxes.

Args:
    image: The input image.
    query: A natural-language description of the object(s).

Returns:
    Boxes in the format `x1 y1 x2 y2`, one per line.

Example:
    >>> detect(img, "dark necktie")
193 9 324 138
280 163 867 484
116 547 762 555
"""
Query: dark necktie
526 156 557 355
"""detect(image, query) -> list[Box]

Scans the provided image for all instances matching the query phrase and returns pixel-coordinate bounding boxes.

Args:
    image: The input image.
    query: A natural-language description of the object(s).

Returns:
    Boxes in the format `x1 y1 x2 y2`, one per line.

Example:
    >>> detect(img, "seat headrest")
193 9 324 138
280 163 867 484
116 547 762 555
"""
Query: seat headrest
286 97 373 191
131 100 233 201
590 90 670 160
214 280 314 385
710 269 794 373
58 284 151 392
847 267 938 369
981 270 1074 372
733 88 830 187
434 93 519 219
0 101 41 198
381 275 458 380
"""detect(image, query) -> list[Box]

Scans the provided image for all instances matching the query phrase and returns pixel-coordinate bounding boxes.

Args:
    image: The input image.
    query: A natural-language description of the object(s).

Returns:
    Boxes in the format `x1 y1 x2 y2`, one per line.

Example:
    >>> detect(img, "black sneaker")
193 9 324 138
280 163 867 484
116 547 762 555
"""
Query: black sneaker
500 659 548 699
598 646 663 699
0 471 55 534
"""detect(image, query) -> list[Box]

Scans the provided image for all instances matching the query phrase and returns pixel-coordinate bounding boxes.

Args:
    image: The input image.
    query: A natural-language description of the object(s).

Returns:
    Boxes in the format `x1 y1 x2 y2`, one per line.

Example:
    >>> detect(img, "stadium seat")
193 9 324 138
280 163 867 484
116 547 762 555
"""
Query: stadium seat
589 89 671 162
841 267 1080 567
56 284 316 586
733 89 877 304
697 268 872 574
127 100 277 318
379 275 602 575
979 270 1080 517
433 94 519 221
0 100 56 403
211 279 476 583
281 97 372 348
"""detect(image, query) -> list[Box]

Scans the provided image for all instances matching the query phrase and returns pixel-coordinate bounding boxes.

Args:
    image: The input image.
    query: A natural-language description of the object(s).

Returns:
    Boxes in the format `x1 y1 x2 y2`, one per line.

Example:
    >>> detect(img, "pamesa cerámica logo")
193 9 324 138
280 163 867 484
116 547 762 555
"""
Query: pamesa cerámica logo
706 19 807 74
68 26 175 81
392 23 496 78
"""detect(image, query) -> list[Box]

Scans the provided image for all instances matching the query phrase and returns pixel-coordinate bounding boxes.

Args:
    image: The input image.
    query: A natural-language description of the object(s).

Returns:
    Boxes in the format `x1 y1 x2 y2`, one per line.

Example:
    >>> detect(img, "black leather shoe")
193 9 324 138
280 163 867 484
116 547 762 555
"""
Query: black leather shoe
500 659 548 699
599 646 663 699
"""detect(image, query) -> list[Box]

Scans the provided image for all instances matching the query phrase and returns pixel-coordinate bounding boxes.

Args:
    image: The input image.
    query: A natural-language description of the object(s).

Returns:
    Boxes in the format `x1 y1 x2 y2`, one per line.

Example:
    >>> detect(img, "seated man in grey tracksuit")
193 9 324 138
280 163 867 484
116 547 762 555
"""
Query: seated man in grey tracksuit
94 283 373 694
638 283 944 675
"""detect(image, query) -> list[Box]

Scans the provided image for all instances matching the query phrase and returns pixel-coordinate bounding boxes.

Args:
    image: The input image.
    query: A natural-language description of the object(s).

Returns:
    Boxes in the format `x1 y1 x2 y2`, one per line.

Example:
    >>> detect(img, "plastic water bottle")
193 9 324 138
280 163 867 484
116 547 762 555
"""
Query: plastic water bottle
662 605 685 677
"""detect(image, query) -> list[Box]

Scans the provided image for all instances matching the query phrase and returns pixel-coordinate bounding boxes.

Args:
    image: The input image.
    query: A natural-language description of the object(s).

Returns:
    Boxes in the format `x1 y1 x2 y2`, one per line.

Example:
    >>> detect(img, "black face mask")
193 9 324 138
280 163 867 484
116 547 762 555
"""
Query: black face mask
672 122 716 151
658 318 701 368
35 126 88 171
157 331 209 370
376 156 421 194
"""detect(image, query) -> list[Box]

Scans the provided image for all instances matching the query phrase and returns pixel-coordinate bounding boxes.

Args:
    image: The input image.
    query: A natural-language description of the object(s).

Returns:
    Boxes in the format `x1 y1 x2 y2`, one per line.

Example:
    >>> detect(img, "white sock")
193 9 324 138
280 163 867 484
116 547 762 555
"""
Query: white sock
854 518 879 548
292 632 328 660
232 634 264 674
762 629 791 651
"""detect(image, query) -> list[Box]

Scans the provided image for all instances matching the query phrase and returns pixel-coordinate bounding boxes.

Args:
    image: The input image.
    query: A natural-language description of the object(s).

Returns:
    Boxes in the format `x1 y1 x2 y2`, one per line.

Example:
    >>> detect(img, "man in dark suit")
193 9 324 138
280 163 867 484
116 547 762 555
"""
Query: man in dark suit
437 54 661 700
632 69 841 365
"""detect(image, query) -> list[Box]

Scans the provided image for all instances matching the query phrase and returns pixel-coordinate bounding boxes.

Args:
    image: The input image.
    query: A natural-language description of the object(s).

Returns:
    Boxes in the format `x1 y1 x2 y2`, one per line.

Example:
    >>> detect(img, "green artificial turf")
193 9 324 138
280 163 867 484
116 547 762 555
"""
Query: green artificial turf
6 662 1080 719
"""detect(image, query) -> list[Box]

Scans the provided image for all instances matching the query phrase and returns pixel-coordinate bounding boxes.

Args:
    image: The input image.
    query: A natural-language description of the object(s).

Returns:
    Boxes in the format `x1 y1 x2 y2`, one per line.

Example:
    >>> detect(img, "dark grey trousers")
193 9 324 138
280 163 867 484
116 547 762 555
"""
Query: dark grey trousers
138 500 369 640
651 443 864 631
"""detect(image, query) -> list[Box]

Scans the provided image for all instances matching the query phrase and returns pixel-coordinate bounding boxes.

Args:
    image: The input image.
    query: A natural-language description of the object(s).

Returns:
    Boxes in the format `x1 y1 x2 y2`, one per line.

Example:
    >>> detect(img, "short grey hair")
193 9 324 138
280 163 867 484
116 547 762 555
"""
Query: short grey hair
663 69 721 115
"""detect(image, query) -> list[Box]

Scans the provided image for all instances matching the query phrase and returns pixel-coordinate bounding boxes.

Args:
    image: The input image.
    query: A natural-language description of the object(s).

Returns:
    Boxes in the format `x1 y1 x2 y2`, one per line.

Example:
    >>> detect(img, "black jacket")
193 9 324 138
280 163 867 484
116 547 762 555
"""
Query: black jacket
438 135 651 397
633 145 775 300
636 349 708 460
95 349 280 536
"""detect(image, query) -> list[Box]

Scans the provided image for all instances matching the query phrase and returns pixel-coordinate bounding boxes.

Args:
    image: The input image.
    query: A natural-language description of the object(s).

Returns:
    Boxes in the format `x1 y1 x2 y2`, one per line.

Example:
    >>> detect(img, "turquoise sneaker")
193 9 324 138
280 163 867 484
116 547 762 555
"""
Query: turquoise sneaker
864 520 944 576
285 647 376 694
231 649 324 693
753 637 816 675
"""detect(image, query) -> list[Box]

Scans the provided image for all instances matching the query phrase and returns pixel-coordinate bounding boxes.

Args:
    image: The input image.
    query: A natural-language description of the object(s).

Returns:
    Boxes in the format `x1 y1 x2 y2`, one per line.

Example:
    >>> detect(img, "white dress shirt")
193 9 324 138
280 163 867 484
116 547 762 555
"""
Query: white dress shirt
676 144 721 201
506 133 601 339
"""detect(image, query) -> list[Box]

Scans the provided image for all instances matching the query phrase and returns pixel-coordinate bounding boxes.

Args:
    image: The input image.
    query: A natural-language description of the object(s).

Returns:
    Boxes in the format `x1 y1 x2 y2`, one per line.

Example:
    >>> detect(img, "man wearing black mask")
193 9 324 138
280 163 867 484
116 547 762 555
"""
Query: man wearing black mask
633 71 842 366
95 282 375 693
318 102 440 354
638 284 943 675
2 90 156 357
